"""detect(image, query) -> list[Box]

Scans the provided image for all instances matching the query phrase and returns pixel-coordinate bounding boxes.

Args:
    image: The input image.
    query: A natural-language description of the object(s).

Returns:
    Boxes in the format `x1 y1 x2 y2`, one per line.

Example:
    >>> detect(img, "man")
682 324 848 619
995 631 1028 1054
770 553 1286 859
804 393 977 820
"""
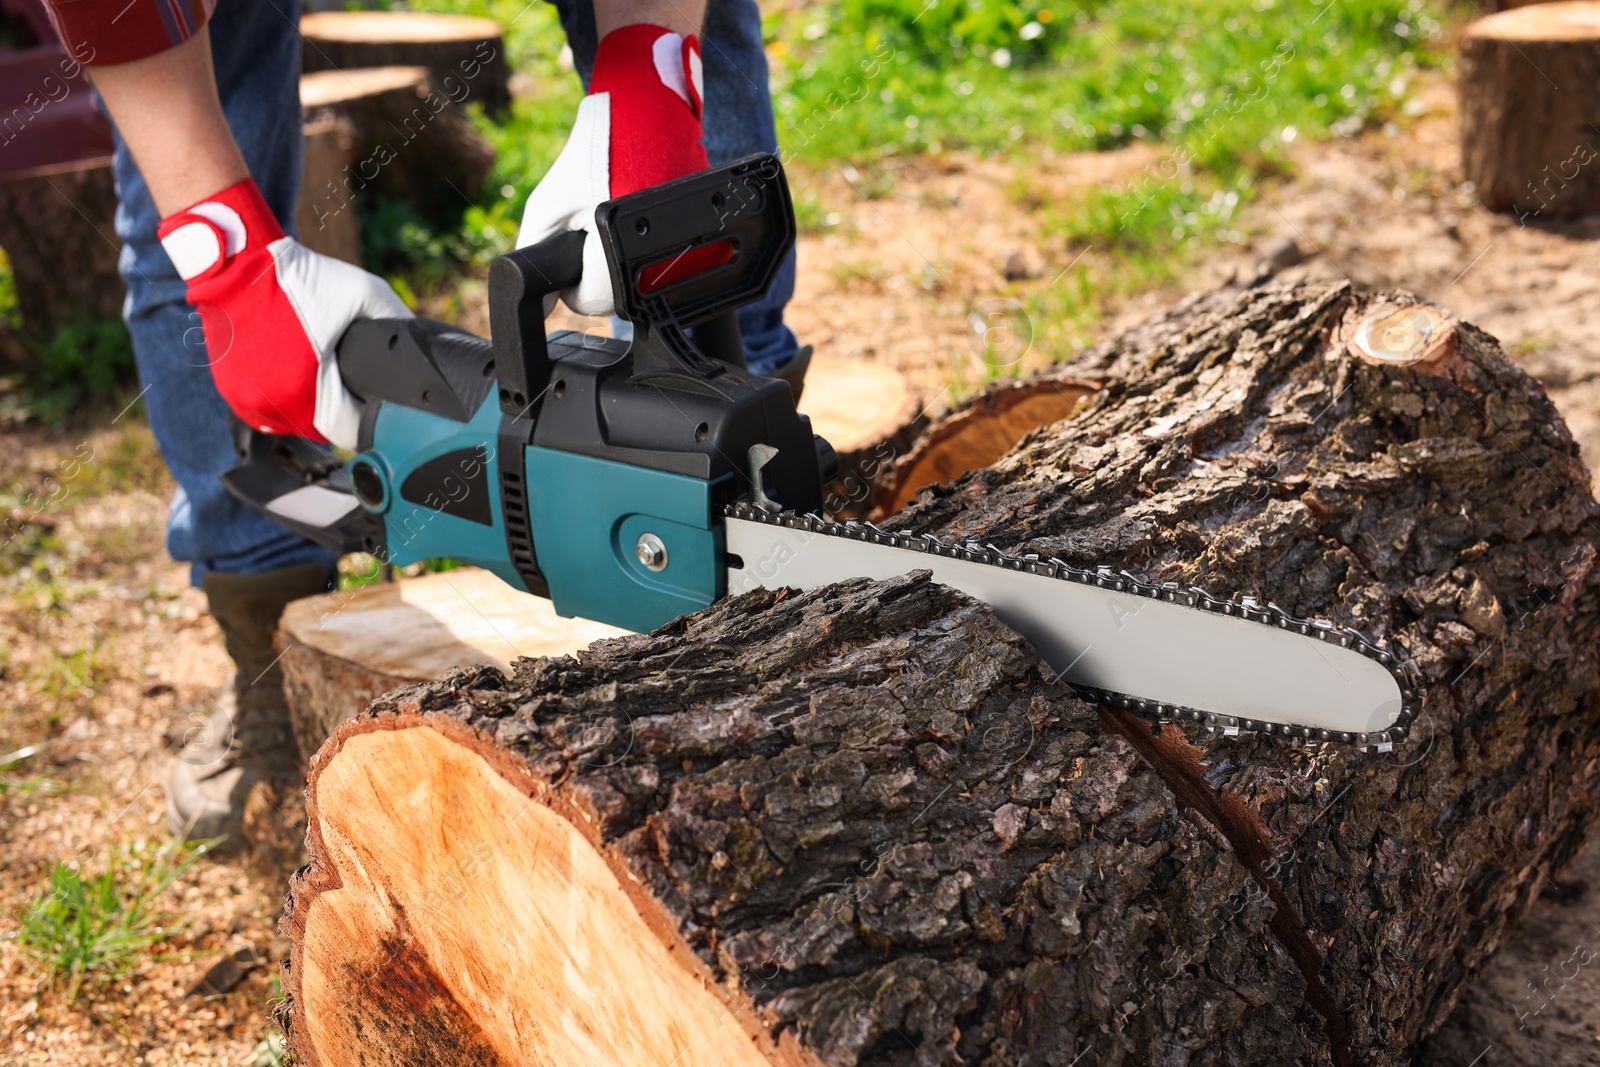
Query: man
39 0 804 846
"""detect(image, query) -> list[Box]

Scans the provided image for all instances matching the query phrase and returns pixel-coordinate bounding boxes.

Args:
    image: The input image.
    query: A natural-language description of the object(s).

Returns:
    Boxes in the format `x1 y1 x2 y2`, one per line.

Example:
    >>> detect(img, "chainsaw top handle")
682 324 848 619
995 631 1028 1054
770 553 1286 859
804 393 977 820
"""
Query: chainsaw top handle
335 152 796 427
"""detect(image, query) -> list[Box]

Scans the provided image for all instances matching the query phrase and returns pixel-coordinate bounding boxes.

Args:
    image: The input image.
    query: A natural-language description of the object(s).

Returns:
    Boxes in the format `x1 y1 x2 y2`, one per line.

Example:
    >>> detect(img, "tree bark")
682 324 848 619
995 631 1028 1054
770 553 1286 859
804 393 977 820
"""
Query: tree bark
301 11 512 118
299 67 497 230
0 155 122 346
1459 2 1600 217
280 281 1600 1067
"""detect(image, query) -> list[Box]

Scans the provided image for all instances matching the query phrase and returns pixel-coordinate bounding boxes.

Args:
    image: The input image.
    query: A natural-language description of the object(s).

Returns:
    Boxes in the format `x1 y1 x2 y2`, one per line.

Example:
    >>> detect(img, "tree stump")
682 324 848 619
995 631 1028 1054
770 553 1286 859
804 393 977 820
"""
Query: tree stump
0 47 121 349
295 117 364 267
1459 1 1600 218
280 281 1600 1067
276 567 625 767
299 66 497 229
0 155 122 343
301 11 511 118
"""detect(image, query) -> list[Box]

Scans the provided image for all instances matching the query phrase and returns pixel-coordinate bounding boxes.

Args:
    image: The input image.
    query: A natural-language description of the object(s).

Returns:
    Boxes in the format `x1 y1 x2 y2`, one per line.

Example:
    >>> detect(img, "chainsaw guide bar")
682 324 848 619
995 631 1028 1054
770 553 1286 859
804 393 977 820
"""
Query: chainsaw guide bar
724 503 1422 751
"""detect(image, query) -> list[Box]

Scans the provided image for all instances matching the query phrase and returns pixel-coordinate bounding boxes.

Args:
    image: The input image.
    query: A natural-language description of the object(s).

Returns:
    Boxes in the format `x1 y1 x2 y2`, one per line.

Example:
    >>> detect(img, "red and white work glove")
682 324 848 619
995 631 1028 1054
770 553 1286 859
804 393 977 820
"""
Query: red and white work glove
517 23 713 316
158 178 412 449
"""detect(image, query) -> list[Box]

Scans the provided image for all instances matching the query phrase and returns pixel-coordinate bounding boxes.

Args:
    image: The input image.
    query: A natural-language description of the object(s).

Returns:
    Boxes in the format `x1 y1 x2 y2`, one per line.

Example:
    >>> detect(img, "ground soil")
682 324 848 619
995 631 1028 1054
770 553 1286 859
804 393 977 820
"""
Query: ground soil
3 67 1599 1067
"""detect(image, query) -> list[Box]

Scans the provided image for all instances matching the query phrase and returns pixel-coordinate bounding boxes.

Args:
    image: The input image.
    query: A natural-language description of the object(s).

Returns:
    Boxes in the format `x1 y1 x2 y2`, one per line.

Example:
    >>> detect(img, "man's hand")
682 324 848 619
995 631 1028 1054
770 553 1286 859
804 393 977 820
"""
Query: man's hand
158 178 412 449
516 23 712 316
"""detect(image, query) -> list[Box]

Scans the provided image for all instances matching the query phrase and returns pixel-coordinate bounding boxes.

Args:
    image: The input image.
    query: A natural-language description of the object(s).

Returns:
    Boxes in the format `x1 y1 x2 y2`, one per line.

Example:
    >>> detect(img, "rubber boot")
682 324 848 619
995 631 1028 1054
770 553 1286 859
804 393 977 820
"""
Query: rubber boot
166 562 330 850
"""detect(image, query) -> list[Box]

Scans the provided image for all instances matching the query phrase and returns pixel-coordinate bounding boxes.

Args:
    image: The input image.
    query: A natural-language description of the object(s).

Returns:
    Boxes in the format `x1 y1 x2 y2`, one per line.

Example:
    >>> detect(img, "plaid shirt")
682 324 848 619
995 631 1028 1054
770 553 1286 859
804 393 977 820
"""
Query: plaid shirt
40 0 216 66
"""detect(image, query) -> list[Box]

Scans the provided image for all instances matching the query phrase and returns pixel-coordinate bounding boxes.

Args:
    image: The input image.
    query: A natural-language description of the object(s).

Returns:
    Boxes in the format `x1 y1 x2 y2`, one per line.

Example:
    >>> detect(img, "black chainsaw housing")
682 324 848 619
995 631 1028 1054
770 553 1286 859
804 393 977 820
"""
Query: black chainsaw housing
224 153 832 600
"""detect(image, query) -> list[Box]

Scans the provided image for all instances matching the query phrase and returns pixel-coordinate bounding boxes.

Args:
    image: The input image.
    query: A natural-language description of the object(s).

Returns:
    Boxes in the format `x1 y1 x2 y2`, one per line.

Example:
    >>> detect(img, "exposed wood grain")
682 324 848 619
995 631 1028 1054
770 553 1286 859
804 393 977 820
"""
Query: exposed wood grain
291 717 799 1067
872 376 1099 518
796 353 925 518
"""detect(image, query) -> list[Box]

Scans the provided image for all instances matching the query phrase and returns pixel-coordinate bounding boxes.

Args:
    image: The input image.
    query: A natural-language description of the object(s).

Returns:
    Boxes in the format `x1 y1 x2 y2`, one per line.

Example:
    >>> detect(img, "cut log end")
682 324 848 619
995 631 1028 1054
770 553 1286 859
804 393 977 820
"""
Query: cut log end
277 568 626 765
299 66 435 109
287 715 794 1067
299 66 498 220
794 354 925 517
0 155 122 344
1463 0 1600 39
300 11 512 117
873 376 1098 517
301 11 505 43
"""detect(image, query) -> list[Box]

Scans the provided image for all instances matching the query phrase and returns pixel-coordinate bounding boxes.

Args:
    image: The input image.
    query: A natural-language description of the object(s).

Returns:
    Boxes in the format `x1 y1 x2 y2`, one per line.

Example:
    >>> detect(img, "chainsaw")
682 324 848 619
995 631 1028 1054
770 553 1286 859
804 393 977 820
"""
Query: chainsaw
222 154 1420 750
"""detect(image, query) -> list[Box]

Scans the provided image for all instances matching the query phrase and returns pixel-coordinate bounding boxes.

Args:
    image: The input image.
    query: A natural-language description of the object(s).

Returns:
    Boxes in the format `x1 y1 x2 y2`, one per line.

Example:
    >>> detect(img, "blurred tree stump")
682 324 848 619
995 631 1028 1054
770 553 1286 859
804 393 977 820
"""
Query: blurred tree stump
295 117 363 267
280 282 1600 1067
0 155 121 347
301 11 511 118
1459 2 1600 217
299 66 497 228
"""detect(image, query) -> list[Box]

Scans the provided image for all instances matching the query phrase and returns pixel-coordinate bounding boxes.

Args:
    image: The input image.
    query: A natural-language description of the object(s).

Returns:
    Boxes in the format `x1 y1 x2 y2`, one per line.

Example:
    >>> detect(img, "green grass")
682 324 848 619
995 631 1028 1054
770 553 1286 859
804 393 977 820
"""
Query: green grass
767 0 1446 356
12 838 213 1003
337 552 464 591
768 0 1444 167
0 248 20 331
0 319 141 427
28 643 116 705
352 0 581 294
355 0 1446 362
0 423 165 578
0 742 66 800
0 242 139 424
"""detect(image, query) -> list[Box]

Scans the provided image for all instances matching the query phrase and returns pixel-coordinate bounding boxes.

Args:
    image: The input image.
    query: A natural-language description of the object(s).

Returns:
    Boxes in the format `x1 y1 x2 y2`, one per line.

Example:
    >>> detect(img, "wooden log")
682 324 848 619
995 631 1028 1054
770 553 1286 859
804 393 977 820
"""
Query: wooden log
295 117 364 267
873 375 1099 518
299 66 497 229
0 154 121 344
280 281 1600 1067
1459 2 1600 218
301 11 511 118
276 567 625 767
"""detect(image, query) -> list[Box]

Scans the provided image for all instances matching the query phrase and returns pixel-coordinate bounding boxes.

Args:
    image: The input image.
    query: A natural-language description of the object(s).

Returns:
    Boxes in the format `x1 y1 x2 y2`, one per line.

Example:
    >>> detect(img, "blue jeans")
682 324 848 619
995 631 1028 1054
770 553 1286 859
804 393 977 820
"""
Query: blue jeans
552 0 800 373
112 0 336 586
113 0 797 586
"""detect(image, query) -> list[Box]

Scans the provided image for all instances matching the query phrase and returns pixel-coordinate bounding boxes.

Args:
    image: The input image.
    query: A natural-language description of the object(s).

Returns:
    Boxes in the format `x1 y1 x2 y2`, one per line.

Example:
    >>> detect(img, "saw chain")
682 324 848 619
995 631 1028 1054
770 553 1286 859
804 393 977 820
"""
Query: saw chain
726 503 1423 751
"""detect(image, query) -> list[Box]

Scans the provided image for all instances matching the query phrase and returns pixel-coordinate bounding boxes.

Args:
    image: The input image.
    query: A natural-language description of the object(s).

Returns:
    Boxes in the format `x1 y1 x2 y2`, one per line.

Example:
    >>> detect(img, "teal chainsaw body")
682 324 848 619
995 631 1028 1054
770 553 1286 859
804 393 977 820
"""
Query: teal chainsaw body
222 154 835 633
